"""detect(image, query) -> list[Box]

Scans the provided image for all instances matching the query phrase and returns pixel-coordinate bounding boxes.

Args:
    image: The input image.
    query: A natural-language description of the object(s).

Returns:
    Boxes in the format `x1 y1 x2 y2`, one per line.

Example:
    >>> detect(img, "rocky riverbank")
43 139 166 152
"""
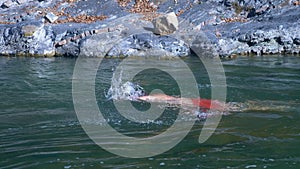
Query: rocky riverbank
0 0 299 58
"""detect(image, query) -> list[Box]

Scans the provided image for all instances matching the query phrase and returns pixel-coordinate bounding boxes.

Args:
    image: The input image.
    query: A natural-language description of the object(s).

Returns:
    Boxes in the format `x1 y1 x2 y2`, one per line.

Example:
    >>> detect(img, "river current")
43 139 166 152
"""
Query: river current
0 56 299 168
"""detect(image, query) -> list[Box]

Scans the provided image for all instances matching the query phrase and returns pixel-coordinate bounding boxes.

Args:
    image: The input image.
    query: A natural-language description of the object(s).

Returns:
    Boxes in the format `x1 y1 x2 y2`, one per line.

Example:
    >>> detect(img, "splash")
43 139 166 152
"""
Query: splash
106 81 146 101
105 69 146 101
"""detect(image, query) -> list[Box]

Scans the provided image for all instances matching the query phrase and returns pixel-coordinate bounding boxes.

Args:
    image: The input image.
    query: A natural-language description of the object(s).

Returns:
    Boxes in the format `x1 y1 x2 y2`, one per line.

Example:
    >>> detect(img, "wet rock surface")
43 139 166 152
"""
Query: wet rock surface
0 0 299 57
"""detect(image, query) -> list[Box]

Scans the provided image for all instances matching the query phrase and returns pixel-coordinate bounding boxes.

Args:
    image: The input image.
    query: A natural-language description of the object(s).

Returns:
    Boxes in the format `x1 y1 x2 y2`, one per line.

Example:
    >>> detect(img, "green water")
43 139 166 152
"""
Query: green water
0 56 299 168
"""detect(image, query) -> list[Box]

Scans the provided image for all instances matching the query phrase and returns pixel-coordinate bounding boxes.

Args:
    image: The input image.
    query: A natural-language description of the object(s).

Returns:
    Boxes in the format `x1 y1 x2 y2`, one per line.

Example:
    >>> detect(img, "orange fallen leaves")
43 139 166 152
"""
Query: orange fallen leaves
54 14 107 24
129 0 157 13
117 0 131 7
221 17 247 23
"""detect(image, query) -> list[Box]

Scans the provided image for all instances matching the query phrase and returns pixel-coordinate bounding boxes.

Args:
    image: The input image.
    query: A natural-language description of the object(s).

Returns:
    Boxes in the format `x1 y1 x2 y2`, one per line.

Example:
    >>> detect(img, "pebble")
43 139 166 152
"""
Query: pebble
1 0 15 8
45 12 58 23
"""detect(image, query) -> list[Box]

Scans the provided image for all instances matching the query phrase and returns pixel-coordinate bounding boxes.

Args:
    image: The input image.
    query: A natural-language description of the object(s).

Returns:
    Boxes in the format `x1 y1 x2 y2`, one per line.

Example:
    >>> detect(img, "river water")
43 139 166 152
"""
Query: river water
0 56 299 168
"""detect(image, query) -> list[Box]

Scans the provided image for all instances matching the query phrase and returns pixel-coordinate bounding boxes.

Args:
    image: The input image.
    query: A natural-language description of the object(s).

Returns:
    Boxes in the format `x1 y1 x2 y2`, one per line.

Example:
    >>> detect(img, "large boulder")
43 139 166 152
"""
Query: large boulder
152 12 178 35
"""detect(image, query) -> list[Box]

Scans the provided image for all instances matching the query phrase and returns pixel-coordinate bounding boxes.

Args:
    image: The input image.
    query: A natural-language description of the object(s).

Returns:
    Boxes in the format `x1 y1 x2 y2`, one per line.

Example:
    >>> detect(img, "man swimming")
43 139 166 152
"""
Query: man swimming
106 82 259 117
136 91 287 114
138 93 228 111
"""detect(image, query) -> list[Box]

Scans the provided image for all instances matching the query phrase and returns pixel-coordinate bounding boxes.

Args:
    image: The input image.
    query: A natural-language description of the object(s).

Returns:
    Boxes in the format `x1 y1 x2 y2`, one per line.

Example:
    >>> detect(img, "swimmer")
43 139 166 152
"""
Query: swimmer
108 81 286 116
138 93 228 111
107 81 243 112
137 93 289 113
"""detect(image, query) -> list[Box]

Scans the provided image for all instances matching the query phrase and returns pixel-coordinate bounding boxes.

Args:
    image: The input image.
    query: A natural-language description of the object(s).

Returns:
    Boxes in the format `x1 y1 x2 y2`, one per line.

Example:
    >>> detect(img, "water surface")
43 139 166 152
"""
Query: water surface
0 56 299 168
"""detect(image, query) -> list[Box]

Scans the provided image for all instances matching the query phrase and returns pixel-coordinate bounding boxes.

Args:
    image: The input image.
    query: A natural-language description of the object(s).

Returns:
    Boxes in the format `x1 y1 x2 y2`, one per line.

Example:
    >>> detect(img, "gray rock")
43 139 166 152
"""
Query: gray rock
217 38 250 56
191 33 220 58
107 33 189 57
294 38 300 45
251 45 263 55
56 42 79 57
16 0 27 5
32 26 55 56
79 32 122 57
1 0 15 8
0 21 55 56
45 12 58 23
21 24 40 37
260 39 280 54
152 12 178 35
279 35 293 45
238 33 251 43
